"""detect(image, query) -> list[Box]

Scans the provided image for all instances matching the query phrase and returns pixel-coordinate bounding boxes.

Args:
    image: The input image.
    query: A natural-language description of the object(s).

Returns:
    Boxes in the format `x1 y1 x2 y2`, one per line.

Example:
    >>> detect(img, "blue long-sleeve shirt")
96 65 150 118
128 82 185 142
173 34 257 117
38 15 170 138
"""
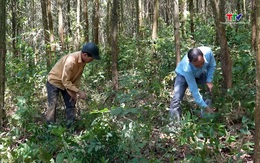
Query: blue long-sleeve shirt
175 46 216 108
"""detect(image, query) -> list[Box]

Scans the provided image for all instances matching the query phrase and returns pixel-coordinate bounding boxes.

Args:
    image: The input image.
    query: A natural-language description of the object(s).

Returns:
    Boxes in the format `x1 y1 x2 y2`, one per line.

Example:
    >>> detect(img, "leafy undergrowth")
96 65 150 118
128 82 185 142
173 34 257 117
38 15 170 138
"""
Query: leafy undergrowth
0 70 255 162
0 45 255 162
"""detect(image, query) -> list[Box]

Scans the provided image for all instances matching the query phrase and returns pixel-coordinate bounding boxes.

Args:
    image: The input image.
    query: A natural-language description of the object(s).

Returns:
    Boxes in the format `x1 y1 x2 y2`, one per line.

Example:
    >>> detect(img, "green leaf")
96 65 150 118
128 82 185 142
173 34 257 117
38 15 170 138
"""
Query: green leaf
39 148 52 162
110 107 123 116
56 153 65 163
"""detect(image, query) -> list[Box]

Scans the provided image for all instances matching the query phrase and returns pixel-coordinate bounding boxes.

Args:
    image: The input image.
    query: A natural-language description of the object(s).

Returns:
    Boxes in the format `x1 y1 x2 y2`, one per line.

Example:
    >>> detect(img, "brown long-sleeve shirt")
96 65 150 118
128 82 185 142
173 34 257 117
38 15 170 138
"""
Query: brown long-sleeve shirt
47 51 86 93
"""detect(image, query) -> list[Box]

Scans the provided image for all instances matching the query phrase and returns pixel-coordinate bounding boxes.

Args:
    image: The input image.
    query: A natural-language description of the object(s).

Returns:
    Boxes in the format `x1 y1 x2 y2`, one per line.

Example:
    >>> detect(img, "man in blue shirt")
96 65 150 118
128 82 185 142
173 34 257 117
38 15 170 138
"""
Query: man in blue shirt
170 46 216 121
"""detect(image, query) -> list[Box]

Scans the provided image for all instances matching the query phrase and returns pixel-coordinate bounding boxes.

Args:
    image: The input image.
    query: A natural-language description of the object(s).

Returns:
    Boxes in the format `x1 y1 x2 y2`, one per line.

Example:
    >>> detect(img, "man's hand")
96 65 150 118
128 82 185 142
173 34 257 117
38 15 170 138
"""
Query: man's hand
77 90 87 100
206 82 213 92
67 90 86 100
204 106 215 113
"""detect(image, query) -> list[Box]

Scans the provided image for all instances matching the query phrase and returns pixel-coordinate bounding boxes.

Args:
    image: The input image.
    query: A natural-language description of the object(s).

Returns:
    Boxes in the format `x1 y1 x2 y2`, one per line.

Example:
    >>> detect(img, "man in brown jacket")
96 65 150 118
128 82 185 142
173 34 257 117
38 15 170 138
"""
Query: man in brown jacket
46 42 100 125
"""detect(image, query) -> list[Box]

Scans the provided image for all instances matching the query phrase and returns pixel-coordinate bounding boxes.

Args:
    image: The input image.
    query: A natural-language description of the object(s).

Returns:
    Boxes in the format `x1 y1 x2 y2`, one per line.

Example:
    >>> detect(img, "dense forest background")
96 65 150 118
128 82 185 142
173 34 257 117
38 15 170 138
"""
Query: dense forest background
0 0 258 162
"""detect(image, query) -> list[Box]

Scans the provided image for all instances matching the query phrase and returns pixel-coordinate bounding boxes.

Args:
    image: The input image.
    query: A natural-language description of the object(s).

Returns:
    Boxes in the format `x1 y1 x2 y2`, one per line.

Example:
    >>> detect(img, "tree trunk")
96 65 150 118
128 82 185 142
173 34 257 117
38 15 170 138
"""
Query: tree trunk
180 0 187 38
152 0 158 40
189 0 194 39
135 0 139 39
67 1 72 37
210 0 232 89
93 0 99 44
165 0 169 26
46 0 55 71
173 0 181 64
106 0 111 45
75 0 80 49
139 0 144 38
83 0 89 42
0 0 7 126
111 0 119 91
41 0 51 71
254 1 260 162
252 0 257 53
11 0 18 57
58 0 64 50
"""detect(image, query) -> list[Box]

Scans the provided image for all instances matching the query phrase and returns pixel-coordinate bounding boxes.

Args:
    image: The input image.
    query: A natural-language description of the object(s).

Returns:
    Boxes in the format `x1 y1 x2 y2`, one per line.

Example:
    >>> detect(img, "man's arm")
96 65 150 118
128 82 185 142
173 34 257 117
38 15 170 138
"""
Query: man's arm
62 60 79 93
183 72 207 108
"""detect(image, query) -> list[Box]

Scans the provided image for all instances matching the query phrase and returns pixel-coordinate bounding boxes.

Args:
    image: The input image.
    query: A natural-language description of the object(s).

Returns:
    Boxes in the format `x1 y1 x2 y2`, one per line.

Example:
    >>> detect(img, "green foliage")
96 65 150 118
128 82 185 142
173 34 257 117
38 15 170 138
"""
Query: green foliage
1 13 255 162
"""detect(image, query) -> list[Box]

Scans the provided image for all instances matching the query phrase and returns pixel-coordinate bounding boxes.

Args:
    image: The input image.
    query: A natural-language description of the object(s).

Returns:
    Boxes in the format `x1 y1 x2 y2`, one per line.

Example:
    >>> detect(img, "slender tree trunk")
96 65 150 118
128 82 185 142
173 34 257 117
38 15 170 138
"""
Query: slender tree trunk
106 0 111 45
58 0 64 50
41 0 51 70
189 0 194 39
46 0 55 71
210 0 232 89
254 0 260 161
165 0 169 26
174 0 181 64
93 0 99 44
252 0 257 53
243 0 246 16
67 1 72 36
83 0 89 42
75 0 80 49
11 0 18 57
111 0 119 91
0 0 7 126
135 0 139 38
180 0 187 39
152 0 158 40
139 0 144 38
135 0 140 51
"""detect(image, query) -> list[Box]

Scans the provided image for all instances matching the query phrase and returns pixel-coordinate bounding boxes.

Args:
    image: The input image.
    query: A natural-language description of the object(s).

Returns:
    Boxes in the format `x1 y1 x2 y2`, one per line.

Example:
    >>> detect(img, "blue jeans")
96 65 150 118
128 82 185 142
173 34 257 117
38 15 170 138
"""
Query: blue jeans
169 73 207 121
46 81 76 123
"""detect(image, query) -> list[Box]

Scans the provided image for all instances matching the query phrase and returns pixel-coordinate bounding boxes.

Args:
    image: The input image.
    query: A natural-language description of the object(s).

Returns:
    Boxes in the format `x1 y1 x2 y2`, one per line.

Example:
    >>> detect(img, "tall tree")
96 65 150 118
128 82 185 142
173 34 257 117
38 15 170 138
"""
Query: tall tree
252 0 257 53
83 0 89 42
189 0 194 38
11 0 18 57
210 0 232 89
47 0 55 52
75 0 80 49
254 0 260 161
0 0 7 126
58 0 64 50
41 0 51 70
173 0 181 64
93 0 99 44
152 0 158 41
111 0 119 91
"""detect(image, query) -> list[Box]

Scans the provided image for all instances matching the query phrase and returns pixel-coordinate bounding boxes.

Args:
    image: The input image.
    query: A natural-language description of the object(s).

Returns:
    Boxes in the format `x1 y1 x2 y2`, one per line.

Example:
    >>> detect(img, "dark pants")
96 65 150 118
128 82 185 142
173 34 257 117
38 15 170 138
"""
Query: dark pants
46 81 76 123
169 73 207 121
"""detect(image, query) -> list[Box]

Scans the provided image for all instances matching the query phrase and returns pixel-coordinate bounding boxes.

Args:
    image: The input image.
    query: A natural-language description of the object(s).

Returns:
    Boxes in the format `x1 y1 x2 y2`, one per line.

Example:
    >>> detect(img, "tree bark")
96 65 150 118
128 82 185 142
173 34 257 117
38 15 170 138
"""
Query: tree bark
210 0 232 89
11 0 18 57
152 0 158 40
0 0 7 126
41 0 51 71
254 1 260 162
189 0 194 38
58 0 64 50
67 1 72 37
252 0 257 53
83 0 89 42
111 0 119 91
173 0 181 64
93 0 99 44
75 0 80 49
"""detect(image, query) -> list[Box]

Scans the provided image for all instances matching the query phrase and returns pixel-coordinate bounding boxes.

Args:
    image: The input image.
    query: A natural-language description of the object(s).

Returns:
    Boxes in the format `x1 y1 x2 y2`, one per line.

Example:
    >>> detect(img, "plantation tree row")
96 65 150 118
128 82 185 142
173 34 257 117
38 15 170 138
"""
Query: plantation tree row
0 0 260 161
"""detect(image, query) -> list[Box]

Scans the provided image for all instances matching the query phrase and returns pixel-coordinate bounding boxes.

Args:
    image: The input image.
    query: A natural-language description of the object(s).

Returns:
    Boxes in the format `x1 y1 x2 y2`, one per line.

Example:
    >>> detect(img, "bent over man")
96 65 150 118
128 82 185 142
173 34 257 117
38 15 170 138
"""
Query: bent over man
46 42 100 124
170 46 216 121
